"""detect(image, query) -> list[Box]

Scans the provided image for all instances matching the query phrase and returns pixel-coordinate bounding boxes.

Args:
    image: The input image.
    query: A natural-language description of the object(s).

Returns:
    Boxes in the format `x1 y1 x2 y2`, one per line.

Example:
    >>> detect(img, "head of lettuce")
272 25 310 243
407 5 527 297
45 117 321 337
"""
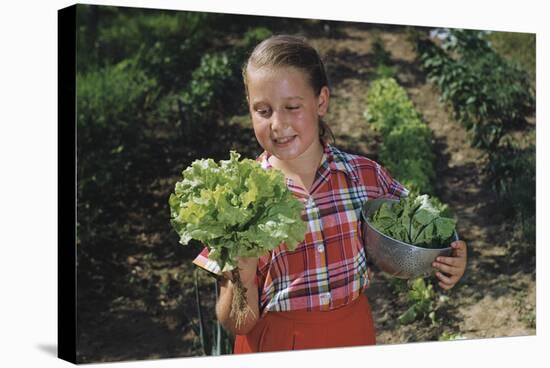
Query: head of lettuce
169 150 307 272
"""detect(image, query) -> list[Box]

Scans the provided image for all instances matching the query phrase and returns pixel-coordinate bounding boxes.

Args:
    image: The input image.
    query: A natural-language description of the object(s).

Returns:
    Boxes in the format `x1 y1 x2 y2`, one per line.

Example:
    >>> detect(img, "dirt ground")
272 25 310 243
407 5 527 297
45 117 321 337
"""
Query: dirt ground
75 23 535 363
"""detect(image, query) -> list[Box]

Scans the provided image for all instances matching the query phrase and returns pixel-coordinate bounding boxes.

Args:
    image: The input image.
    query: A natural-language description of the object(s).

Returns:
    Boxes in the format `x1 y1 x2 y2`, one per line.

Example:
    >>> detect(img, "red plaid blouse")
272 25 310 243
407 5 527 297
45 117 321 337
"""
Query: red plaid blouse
193 142 408 314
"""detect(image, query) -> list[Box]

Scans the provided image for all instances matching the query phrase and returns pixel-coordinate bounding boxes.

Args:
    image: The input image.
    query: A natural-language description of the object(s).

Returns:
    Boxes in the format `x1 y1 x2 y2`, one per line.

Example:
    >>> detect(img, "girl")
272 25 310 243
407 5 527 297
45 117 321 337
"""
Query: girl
193 34 467 353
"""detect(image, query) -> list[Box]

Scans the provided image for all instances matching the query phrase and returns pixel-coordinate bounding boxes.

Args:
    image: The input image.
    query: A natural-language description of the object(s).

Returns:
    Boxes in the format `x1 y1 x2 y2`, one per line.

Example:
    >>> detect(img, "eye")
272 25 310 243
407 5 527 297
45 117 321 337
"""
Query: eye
255 107 271 117
286 106 300 110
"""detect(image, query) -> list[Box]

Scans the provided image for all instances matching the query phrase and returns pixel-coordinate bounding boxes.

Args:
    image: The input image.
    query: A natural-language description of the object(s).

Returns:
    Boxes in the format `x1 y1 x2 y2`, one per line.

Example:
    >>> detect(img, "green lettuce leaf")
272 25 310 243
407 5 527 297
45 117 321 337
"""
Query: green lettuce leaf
370 193 457 249
169 151 307 271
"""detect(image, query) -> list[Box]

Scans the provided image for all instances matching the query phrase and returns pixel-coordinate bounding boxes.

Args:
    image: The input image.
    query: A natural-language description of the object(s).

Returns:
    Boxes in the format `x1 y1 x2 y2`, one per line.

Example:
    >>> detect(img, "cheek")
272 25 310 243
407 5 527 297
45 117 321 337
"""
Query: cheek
296 112 319 135
252 120 270 143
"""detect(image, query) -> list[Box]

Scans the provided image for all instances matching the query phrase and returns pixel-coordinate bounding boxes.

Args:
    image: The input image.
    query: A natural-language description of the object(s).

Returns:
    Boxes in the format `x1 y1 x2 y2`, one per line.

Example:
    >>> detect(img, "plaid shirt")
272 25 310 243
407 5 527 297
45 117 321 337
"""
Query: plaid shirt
193 142 408 314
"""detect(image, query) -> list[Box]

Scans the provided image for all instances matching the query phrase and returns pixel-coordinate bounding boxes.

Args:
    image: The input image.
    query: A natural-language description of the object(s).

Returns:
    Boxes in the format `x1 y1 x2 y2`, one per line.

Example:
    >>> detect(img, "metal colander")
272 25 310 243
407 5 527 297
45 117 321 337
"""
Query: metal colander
360 198 457 279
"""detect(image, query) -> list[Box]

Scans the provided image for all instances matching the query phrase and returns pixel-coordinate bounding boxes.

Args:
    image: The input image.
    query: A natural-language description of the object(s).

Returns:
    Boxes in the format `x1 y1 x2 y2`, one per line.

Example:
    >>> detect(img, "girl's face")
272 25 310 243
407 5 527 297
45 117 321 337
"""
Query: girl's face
245 66 329 162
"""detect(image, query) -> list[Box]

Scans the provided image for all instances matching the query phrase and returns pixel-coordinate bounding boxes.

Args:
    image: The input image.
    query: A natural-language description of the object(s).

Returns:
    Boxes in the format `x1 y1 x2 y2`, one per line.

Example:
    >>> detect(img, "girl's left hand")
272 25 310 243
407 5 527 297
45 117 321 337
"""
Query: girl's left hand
432 240 467 290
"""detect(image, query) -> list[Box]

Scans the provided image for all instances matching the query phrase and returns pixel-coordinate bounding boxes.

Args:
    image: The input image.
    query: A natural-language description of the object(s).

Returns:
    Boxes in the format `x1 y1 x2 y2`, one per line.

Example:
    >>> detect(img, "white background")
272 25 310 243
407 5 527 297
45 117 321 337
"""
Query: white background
0 0 547 367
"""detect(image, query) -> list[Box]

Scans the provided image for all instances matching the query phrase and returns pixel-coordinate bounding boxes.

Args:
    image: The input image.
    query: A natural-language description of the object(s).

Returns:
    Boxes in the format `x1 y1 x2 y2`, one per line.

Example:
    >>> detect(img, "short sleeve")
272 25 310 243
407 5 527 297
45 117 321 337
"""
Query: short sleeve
193 247 222 276
376 163 409 199
193 246 272 284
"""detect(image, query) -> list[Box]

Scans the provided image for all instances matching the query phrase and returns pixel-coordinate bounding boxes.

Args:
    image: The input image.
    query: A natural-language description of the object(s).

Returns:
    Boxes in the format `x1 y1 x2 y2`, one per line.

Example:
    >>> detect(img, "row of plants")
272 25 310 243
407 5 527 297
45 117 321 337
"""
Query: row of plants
365 77 435 195
365 73 462 339
409 28 535 245
410 29 534 151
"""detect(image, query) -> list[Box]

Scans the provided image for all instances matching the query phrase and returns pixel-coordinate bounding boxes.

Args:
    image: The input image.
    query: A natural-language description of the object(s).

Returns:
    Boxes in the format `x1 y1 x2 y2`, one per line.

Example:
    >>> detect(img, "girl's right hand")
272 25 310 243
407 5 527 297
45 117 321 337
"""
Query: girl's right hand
222 257 259 286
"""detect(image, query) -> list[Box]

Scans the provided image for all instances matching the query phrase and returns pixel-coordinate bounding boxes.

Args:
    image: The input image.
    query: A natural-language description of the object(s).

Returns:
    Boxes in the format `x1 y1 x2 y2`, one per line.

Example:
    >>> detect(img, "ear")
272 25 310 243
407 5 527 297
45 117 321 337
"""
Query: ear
317 86 330 117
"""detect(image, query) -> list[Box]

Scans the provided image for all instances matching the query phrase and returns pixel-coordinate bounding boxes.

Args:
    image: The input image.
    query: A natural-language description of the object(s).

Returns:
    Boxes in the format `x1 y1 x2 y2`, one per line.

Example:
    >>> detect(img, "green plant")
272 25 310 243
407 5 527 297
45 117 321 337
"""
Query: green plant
379 122 436 194
76 57 161 201
365 77 436 194
179 50 246 139
375 64 398 79
77 58 159 131
412 29 534 151
183 53 234 112
398 277 437 325
439 331 466 341
388 277 408 294
365 78 423 137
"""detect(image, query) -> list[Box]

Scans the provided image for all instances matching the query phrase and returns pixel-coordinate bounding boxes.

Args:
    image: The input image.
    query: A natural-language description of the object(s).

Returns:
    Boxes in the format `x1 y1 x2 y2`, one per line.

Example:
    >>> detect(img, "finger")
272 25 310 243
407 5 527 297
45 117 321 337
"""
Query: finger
436 271 456 288
432 260 458 275
451 240 467 257
435 255 461 267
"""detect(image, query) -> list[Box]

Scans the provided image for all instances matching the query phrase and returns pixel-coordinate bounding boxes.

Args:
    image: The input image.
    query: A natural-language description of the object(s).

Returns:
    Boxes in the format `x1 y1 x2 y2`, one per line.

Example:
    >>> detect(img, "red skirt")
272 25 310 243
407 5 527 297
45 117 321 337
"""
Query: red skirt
234 293 376 353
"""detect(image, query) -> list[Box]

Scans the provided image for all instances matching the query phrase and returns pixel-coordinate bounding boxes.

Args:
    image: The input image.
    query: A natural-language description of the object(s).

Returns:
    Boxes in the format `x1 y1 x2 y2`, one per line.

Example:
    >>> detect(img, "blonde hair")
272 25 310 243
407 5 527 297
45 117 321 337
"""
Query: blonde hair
242 34 335 144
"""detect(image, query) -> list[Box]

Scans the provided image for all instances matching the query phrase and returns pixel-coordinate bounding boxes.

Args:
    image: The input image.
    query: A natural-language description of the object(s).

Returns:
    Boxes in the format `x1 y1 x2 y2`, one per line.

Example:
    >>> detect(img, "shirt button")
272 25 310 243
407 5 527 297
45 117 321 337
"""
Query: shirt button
321 292 331 302
317 244 324 253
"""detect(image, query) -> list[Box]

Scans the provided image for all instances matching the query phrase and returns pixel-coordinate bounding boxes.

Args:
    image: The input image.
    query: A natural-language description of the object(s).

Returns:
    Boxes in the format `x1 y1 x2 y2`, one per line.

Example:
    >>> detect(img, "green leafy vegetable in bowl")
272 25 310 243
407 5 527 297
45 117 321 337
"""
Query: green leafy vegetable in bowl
369 193 456 249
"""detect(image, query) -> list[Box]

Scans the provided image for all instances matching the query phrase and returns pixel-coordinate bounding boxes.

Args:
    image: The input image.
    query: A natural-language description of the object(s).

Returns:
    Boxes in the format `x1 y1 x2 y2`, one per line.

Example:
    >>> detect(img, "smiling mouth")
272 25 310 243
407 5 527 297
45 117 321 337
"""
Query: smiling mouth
273 136 296 144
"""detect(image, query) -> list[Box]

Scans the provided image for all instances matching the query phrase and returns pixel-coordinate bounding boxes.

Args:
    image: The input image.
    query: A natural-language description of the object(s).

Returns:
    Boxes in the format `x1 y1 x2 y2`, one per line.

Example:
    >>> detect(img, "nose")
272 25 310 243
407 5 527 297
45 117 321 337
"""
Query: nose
270 110 288 132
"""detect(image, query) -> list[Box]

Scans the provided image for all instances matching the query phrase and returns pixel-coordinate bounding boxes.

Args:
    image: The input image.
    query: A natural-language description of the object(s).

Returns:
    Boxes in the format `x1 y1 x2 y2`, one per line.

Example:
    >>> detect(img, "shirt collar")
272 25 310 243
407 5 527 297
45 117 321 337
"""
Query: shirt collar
258 140 360 183
323 141 360 183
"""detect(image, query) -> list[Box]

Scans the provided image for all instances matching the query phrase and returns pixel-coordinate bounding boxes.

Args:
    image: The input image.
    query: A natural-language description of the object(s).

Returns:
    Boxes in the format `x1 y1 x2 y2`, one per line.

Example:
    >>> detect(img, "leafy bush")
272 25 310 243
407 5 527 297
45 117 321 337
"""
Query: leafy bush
178 51 246 140
380 122 435 168
384 158 435 196
77 58 159 132
182 53 236 118
365 78 435 194
365 78 424 136
412 29 534 151
177 28 274 137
